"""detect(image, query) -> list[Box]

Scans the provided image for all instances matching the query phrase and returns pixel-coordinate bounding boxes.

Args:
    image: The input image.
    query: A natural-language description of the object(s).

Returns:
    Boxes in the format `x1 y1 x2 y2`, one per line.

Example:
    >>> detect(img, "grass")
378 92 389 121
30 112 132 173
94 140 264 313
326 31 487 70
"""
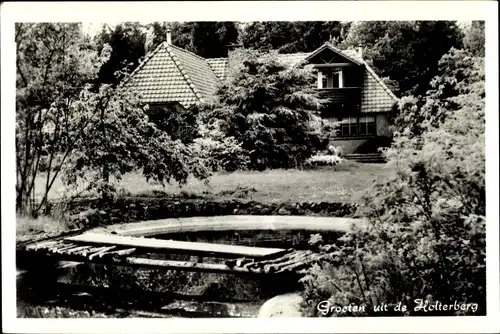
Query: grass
33 161 395 204
16 215 70 238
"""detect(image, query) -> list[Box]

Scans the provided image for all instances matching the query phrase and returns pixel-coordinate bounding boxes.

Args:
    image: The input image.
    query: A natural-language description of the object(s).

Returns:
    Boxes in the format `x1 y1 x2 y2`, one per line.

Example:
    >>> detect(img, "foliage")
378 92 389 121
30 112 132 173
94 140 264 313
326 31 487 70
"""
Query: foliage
463 21 485 57
305 155 342 167
394 48 485 138
341 21 464 96
94 23 147 86
15 23 209 217
148 105 200 144
145 22 239 58
241 21 348 53
203 49 329 170
189 121 250 172
300 48 485 316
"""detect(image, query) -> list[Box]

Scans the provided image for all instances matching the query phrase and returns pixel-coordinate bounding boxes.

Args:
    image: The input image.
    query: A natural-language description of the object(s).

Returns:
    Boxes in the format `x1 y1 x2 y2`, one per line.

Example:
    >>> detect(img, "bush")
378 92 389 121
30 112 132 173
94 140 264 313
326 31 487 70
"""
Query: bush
189 121 249 172
305 155 342 167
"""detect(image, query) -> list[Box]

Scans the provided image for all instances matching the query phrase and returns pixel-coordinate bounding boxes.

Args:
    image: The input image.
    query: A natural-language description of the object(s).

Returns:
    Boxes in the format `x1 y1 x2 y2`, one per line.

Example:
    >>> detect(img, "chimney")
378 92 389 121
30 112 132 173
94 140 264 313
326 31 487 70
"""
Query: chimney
166 28 172 45
227 43 243 78
357 45 363 59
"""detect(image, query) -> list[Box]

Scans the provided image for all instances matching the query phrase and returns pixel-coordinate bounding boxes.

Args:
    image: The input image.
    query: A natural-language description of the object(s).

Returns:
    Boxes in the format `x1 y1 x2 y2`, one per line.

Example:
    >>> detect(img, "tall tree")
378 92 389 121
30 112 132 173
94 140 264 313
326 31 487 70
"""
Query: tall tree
241 21 347 53
463 21 485 57
146 22 239 58
341 21 464 96
94 22 147 86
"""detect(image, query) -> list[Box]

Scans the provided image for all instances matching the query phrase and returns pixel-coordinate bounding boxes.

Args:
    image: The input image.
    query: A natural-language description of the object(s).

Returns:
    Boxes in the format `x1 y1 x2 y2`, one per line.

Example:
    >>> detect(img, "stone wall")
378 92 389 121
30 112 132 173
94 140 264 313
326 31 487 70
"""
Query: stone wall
55 197 358 230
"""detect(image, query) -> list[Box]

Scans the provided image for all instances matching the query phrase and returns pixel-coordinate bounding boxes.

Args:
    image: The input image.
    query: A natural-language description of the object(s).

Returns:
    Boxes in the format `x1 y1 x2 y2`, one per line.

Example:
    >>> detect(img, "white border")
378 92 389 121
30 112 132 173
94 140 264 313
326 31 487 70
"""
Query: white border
1 1 499 333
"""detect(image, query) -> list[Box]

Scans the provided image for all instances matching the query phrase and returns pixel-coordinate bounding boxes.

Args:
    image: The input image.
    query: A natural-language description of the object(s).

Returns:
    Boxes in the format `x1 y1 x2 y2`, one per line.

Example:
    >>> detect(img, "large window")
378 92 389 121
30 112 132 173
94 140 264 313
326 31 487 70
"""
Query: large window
337 116 376 137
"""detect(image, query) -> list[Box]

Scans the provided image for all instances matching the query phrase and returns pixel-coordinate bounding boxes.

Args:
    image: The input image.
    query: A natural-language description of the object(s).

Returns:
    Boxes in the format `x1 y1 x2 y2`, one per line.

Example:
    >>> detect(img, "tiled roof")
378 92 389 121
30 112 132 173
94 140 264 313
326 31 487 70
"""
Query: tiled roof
276 52 310 66
360 60 398 113
169 45 219 103
206 58 228 81
124 42 219 108
126 42 397 112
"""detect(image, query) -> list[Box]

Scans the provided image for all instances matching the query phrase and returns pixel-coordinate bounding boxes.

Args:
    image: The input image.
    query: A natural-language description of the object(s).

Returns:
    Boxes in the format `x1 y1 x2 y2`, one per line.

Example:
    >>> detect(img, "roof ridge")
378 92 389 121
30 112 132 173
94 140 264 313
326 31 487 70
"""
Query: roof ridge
206 57 228 61
165 43 205 104
362 61 399 101
169 44 209 63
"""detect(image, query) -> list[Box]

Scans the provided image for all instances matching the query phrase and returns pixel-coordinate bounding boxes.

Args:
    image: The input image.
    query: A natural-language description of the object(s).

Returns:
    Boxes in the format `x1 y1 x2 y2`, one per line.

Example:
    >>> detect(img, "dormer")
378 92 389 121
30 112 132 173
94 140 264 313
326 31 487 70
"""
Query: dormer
305 43 365 90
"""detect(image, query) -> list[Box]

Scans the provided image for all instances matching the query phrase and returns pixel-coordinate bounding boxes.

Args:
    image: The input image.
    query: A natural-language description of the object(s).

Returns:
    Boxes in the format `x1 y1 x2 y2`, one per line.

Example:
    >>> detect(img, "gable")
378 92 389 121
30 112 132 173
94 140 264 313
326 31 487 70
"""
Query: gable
305 43 363 66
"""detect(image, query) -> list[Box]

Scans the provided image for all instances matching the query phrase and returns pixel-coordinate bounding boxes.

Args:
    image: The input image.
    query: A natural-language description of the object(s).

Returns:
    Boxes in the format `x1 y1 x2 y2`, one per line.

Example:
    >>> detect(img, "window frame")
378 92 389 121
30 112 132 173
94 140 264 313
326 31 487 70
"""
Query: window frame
336 115 377 137
318 70 344 89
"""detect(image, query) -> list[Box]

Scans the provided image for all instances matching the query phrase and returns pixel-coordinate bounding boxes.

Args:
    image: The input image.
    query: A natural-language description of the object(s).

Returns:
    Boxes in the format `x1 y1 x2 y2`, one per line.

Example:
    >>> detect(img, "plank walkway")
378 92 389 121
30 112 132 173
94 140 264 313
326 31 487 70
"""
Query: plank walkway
66 233 287 259
22 239 326 275
19 216 362 275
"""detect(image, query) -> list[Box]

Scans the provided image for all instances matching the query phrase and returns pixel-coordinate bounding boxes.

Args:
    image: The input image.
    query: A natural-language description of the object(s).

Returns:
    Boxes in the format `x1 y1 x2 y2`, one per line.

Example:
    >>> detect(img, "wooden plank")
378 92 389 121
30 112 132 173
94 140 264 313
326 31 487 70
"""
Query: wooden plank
88 246 116 260
119 257 267 274
66 233 287 259
101 248 137 258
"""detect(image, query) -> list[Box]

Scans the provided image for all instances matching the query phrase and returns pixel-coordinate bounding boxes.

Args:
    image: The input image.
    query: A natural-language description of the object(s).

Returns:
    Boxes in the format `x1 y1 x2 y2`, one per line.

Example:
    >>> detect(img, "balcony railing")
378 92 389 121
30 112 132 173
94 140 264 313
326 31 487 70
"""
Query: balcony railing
317 87 361 104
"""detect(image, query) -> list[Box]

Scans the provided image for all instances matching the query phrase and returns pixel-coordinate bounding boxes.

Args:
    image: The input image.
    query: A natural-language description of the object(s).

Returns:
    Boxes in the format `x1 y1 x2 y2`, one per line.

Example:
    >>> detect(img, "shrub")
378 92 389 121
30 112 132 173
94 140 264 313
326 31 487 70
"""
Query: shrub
189 121 249 172
305 155 342 167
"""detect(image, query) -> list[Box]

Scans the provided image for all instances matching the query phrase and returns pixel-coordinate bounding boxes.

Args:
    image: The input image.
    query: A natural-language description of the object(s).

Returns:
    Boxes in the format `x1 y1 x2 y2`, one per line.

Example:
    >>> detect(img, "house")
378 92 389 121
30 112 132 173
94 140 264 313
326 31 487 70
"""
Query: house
125 30 398 155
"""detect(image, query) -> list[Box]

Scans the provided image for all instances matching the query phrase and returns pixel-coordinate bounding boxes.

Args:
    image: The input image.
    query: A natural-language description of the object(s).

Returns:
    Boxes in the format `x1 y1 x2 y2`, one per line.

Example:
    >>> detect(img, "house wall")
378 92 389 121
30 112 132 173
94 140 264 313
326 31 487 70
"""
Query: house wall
328 113 392 154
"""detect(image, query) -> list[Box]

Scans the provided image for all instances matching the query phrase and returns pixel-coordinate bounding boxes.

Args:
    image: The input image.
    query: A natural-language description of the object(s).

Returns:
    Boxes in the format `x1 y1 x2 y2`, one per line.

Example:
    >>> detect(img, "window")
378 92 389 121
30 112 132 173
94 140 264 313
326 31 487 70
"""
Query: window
318 70 343 89
339 117 358 136
322 74 328 89
359 116 376 136
337 116 376 137
332 71 342 88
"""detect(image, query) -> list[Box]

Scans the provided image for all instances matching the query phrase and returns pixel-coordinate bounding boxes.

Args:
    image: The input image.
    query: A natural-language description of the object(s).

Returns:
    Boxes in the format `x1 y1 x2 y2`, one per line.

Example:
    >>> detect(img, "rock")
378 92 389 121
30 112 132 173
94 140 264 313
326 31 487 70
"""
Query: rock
278 207 290 215
258 292 304 317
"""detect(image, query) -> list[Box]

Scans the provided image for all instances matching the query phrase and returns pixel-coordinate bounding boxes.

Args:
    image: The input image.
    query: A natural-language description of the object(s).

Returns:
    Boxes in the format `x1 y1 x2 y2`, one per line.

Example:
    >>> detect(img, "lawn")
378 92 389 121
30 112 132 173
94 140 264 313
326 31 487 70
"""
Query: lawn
34 162 395 204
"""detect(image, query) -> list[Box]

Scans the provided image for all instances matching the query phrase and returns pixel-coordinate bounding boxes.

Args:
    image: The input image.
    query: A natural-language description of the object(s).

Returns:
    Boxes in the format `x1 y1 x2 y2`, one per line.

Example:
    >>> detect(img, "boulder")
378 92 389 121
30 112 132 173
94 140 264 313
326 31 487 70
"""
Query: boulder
258 292 304 317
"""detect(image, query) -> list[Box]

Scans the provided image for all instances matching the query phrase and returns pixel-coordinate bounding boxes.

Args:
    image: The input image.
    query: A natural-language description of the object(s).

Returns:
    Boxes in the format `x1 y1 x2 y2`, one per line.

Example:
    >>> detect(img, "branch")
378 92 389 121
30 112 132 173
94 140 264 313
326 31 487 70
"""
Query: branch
35 93 112 213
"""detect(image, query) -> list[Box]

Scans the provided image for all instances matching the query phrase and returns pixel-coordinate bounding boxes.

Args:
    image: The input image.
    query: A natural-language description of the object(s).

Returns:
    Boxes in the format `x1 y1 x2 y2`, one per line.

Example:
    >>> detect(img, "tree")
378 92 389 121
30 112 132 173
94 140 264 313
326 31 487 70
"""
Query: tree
394 47 485 138
463 21 485 57
15 23 208 217
241 21 347 53
300 47 485 316
202 49 331 170
94 22 147 86
341 21 464 96
145 22 239 58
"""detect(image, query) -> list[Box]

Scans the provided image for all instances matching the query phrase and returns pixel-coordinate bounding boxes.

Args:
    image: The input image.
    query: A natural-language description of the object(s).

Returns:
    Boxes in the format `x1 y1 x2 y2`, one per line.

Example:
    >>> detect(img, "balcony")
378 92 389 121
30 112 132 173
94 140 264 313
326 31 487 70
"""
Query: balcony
317 87 361 104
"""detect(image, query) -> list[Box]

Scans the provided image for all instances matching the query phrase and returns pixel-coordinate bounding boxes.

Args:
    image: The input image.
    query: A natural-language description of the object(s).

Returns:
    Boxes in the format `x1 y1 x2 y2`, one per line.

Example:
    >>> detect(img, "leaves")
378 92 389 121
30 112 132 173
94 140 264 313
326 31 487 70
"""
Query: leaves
341 21 464 96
